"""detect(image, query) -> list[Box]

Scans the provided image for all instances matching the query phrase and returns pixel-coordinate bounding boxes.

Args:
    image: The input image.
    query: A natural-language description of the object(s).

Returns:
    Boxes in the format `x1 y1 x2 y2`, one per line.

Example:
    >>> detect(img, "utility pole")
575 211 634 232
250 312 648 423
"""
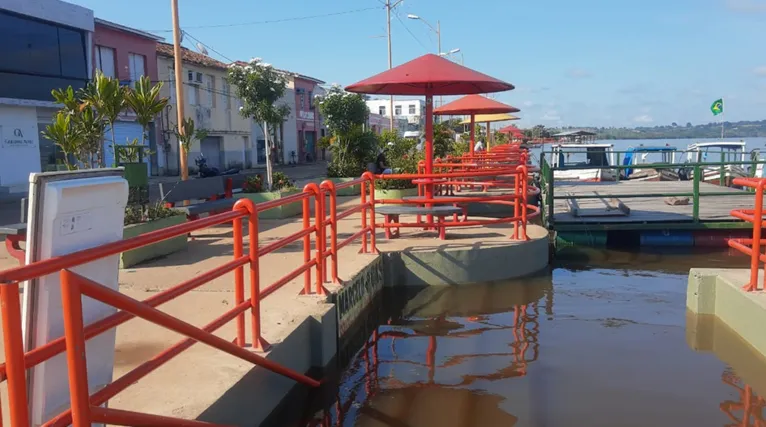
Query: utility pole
171 0 188 180
385 0 403 134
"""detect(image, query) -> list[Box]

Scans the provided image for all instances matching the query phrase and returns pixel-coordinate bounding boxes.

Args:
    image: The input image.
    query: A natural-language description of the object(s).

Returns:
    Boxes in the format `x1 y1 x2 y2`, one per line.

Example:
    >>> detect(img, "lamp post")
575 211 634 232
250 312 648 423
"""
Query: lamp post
407 14 442 108
439 48 462 64
385 0 404 134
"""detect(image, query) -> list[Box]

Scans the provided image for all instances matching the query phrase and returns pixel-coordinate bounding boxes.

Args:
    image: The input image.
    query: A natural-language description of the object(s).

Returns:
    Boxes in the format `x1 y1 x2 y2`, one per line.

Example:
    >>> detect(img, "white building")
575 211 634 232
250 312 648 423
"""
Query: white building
365 99 425 134
0 0 94 194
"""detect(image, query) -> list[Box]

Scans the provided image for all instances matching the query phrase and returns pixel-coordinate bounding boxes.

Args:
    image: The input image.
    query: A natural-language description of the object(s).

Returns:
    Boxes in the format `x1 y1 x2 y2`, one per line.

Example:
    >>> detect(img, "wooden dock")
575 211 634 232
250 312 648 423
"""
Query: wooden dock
549 181 760 231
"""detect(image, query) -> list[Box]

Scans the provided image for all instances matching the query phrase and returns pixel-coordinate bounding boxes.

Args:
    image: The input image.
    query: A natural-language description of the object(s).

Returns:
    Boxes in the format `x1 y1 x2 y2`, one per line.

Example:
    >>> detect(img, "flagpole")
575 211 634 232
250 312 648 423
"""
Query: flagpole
720 97 725 139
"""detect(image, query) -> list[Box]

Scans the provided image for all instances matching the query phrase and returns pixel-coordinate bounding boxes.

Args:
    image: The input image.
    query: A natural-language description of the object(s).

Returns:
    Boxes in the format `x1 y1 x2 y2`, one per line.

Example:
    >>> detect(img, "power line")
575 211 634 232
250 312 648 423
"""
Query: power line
393 11 429 52
183 31 235 63
145 6 381 32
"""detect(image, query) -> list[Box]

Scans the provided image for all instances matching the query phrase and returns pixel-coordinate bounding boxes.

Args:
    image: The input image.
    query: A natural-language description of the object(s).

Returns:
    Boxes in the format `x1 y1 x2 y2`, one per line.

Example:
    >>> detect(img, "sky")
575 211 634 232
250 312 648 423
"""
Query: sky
69 0 766 128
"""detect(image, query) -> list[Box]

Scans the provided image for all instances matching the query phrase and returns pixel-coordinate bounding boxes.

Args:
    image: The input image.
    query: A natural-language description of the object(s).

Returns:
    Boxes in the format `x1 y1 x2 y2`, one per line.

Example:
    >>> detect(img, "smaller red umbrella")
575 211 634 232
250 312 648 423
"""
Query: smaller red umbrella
434 95 520 155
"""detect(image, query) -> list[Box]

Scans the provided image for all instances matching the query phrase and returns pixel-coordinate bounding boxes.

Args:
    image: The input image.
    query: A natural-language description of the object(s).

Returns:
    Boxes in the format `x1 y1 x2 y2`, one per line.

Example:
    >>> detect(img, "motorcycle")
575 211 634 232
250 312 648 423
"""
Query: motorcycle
195 154 240 178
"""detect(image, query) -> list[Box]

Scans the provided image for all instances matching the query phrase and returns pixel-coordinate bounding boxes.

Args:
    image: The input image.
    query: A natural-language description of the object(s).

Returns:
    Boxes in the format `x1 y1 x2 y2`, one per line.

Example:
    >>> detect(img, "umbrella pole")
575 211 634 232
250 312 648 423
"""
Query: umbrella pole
486 121 491 151
425 93 435 228
469 115 475 156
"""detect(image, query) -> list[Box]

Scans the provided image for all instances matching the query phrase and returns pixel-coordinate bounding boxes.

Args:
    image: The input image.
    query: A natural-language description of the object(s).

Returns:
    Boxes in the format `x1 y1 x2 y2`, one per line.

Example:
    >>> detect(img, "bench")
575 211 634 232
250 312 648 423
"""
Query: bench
376 205 462 240
402 196 468 223
159 176 235 220
0 197 28 265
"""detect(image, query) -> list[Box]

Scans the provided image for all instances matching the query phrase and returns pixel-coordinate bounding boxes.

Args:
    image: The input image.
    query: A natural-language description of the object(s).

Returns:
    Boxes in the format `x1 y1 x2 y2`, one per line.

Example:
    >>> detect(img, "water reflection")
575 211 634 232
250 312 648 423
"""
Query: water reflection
299 279 550 427
687 313 766 427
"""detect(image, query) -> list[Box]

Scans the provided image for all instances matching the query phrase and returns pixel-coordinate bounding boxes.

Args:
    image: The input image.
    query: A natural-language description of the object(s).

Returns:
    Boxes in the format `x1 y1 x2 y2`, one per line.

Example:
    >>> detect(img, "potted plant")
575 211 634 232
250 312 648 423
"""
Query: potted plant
121 200 187 268
233 171 301 219
316 86 374 196
374 134 422 199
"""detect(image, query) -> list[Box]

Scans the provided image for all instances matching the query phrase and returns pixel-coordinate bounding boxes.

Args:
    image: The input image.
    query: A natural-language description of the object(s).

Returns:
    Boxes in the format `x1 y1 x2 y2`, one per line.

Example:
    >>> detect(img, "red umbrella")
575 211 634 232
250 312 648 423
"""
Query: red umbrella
346 54 513 206
434 95 520 155
498 125 524 136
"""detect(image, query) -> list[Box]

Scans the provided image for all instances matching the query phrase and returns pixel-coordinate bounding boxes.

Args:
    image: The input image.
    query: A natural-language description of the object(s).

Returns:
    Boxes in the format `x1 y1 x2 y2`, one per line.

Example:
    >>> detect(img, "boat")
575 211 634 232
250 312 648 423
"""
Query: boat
685 141 748 186
550 143 618 182
622 145 679 181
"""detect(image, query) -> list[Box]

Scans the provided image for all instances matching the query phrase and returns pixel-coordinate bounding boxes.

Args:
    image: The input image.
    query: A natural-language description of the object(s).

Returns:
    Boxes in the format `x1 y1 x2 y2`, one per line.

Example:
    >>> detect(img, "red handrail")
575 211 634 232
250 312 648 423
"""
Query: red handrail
728 177 766 291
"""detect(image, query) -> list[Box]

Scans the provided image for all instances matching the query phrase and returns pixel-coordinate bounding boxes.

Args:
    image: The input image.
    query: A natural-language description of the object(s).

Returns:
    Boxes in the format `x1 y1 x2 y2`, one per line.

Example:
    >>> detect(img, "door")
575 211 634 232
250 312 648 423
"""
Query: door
305 131 316 162
105 122 149 176
200 136 222 170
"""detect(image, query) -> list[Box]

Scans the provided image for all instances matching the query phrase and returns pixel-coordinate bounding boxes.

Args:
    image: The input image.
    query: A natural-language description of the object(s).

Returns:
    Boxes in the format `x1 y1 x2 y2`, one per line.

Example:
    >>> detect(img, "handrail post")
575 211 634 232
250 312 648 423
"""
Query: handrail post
693 165 700 222
748 182 765 291
363 172 378 253
1 281 30 427
513 167 520 239
233 215 246 347
302 189 312 293
360 177 369 254
522 165 529 240
547 160 554 229
321 180 341 284
308 183 327 296
235 198 270 351
60 270 93 427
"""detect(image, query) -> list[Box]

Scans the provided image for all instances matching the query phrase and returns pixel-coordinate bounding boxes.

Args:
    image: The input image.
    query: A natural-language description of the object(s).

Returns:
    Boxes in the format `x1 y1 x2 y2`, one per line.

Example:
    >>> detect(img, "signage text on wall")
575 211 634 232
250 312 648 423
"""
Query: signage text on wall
1 126 36 148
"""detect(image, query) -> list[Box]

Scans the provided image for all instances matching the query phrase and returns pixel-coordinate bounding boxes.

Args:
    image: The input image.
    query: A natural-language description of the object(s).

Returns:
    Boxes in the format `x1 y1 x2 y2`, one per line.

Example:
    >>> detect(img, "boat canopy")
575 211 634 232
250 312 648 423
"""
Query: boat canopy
623 146 678 177
626 145 678 152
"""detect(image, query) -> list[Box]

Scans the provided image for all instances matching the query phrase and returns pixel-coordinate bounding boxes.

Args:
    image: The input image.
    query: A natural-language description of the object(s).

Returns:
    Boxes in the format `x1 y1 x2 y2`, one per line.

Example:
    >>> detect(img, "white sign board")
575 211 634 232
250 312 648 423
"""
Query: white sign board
21 169 127 426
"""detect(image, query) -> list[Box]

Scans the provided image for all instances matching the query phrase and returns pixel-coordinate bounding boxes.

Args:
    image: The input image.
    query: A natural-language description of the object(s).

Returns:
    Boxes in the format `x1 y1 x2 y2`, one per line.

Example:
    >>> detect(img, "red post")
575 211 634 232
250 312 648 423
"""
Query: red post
363 172 378 253
302 193 312 292
237 198 270 351
513 166 521 240
1 281 30 427
361 178 369 254
750 182 765 291
307 183 327 295
469 114 475 156
425 93 435 226
321 181 340 284
233 216 246 347
521 165 529 240
60 270 93 427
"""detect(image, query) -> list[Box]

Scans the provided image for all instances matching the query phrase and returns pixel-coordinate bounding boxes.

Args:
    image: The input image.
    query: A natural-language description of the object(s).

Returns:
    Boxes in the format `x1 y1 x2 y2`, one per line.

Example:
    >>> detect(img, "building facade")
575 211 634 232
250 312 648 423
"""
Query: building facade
93 18 162 175
0 0 94 193
364 99 425 135
156 43 251 176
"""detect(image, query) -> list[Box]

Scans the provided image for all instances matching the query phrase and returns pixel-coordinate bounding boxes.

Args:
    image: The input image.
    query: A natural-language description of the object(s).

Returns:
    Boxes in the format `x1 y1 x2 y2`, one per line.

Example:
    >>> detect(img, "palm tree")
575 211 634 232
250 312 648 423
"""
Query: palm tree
51 86 105 167
42 112 82 171
125 75 169 146
80 70 127 167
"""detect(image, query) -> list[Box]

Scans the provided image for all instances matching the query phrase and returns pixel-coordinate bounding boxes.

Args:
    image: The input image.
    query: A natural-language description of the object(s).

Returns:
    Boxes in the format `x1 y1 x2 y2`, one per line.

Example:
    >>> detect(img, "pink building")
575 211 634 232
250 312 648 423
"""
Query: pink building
293 76 325 162
92 18 163 174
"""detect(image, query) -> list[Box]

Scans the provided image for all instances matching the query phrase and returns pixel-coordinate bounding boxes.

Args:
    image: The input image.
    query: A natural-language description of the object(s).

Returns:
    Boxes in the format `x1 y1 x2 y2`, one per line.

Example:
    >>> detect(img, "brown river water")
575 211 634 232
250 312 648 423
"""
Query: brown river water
275 247 766 427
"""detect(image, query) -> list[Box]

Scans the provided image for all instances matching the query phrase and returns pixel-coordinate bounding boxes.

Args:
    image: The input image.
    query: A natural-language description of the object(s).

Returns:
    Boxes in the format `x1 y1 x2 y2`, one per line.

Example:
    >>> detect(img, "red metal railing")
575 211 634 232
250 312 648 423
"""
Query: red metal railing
728 177 766 291
0 177 379 427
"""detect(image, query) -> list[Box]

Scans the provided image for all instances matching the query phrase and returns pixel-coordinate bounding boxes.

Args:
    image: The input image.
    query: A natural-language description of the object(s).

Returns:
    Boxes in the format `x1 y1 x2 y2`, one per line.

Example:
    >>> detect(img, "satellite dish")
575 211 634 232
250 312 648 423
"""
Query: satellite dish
196 42 208 56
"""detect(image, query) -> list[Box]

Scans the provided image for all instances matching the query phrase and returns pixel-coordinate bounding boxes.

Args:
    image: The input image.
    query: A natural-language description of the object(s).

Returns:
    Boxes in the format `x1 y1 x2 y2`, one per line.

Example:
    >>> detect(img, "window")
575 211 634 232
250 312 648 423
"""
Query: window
0 11 88 100
128 53 145 86
187 84 197 106
394 105 402 116
95 46 116 78
205 74 215 107
222 81 231 110
408 104 416 115
379 106 386 116
168 67 175 104
300 93 305 110
308 91 313 109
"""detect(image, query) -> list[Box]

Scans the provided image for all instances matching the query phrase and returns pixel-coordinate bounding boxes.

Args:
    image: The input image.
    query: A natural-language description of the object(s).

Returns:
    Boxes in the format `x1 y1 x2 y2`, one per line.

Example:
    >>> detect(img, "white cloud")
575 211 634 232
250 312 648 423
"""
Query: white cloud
522 101 534 107
633 114 654 123
727 0 766 12
541 110 561 121
754 66 766 76
566 68 592 79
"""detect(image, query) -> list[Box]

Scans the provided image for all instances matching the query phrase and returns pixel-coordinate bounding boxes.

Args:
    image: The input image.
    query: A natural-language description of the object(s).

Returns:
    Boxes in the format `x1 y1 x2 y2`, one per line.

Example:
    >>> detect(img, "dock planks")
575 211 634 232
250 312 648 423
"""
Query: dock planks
550 181 760 226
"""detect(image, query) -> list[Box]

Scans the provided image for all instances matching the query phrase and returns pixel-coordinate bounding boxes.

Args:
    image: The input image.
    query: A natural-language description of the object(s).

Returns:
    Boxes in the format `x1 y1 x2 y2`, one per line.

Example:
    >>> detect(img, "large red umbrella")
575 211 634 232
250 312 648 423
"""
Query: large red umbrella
498 125 524 138
346 54 513 205
434 95 520 155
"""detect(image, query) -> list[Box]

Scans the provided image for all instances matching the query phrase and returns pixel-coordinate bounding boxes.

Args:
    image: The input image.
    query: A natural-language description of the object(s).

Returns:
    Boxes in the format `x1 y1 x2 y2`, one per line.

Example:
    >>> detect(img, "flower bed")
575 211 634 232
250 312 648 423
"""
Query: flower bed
121 213 187 268
235 172 302 219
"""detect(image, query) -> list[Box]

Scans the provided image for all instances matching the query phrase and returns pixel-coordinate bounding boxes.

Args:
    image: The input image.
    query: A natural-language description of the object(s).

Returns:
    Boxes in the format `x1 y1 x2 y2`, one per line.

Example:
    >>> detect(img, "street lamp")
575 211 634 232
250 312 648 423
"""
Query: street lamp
439 48 463 65
408 13 443 107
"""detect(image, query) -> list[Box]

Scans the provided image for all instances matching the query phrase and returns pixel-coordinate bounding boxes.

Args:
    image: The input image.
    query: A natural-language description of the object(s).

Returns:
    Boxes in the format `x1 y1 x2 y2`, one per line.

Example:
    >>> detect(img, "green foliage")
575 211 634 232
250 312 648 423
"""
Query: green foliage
174 117 208 155
42 112 80 171
242 175 264 193
326 126 378 178
80 71 129 166
316 85 369 137
242 172 295 193
226 59 291 126
376 137 423 190
433 121 455 159
577 120 766 139
317 135 333 150
125 75 169 145
116 138 154 163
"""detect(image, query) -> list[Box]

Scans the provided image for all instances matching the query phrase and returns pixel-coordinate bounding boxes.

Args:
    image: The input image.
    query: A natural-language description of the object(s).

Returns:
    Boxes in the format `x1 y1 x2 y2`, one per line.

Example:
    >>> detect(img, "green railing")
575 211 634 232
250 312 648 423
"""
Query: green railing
538 156 766 229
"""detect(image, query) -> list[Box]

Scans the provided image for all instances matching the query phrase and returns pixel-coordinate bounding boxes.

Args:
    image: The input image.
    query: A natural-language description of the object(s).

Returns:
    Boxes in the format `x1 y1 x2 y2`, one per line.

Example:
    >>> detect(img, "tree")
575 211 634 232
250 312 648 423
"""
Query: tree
80 71 128 167
51 86 104 168
316 85 371 176
42 112 81 171
433 121 455 158
125 75 169 147
227 58 291 189
174 117 208 171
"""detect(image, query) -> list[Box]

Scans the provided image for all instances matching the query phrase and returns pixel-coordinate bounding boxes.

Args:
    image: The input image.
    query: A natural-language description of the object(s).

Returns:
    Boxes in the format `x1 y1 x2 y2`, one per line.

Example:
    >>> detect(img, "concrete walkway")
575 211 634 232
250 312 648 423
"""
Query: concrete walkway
0 190 536 424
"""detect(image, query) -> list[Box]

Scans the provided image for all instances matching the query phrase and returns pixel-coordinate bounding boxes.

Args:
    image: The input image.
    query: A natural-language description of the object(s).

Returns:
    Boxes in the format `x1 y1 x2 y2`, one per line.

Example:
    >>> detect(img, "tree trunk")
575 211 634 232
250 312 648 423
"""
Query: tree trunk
263 121 273 191
107 122 117 167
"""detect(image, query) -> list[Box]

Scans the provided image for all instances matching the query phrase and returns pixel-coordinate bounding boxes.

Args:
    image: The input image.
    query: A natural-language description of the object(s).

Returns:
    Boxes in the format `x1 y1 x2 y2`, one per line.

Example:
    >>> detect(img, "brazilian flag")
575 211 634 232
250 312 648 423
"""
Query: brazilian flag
711 99 724 116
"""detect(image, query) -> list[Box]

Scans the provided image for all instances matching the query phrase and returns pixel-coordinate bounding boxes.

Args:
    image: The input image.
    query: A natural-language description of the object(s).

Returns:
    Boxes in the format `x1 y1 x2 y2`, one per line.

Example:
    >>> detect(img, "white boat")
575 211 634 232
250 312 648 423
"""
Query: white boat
550 143 618 182
622 145 680 181
686 141 748 186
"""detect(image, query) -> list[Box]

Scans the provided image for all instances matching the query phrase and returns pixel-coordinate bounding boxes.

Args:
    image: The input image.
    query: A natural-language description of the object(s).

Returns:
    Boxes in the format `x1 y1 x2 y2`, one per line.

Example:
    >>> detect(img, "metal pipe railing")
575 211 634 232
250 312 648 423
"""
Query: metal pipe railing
728 177 766 291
